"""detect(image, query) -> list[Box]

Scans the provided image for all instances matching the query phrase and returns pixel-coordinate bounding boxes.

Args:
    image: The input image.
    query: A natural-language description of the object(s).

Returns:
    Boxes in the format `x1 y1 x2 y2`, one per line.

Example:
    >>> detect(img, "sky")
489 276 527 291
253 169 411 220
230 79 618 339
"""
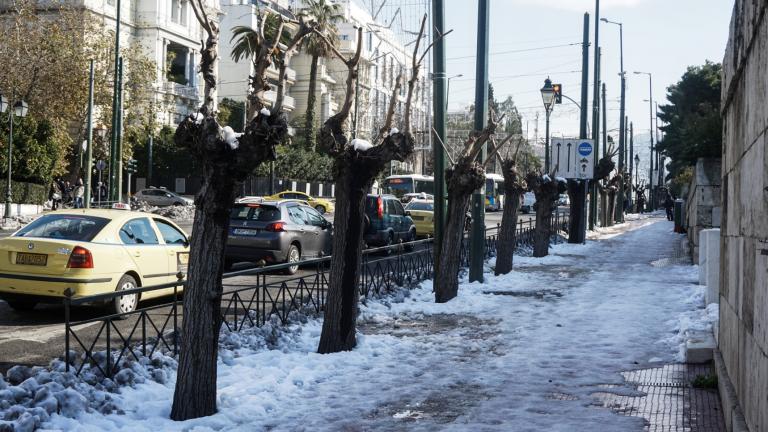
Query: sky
440 0 733 142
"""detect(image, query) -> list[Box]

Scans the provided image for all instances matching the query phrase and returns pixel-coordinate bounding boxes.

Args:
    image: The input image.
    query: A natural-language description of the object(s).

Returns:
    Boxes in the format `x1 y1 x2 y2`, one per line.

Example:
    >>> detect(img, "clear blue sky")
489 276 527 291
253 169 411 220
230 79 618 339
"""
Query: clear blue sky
442 0 733 141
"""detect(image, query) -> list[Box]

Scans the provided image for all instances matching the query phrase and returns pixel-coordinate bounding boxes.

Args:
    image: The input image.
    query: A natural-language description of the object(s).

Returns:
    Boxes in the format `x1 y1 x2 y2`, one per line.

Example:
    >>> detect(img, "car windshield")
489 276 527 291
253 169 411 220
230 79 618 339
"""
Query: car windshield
230 204 281 222
14 215 109 241
406 202 434 211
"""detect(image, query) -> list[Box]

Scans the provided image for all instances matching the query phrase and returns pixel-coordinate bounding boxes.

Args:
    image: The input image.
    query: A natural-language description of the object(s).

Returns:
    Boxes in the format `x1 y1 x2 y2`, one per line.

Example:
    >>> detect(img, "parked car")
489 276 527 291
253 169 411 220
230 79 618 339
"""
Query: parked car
225 201 332 275
521 192 536 214
0 210 189 314
558 193 570 206
134 188 193 207
401 192 434 203
363 194 416 248
264 191 335 214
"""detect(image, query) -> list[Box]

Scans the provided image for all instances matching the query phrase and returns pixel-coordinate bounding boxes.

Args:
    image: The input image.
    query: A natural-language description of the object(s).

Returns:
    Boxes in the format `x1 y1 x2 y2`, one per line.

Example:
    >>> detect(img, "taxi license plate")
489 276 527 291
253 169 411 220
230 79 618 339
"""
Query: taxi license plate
16 252 48 266
233 228 258 236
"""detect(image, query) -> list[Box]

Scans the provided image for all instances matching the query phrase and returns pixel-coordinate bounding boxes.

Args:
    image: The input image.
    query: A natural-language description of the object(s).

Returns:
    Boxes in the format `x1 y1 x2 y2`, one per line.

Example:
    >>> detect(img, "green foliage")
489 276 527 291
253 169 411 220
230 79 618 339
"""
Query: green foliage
218 98 245 133
132 126 201 180
0 180 49 205
669 166 693 198
657 62 722 180
254 146 333 182
299 0 344 59
691 374 718 389
0 116 67 185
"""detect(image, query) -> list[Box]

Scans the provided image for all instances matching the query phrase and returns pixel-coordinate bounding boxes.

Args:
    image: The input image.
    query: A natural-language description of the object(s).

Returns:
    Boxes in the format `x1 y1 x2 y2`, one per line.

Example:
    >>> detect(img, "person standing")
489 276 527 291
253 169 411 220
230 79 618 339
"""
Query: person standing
50 179 62 210
74 179 85 209
663 192 675 221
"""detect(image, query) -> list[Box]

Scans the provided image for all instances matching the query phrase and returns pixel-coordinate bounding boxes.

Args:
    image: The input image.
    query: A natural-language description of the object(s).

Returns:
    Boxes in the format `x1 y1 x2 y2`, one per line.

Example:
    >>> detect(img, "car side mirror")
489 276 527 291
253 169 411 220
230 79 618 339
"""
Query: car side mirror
166 193 173 198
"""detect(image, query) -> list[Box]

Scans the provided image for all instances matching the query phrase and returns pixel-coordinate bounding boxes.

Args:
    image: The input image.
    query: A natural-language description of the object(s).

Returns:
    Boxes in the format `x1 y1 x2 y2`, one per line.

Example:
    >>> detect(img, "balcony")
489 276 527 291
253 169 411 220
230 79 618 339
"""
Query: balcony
162 81 199 100
266 66 297 83
263 91 295 111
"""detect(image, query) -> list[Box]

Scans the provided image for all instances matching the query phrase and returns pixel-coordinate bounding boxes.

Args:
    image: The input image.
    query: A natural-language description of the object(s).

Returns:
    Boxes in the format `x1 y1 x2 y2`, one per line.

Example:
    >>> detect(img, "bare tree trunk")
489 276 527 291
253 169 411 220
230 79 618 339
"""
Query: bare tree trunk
528 173 563 258
304 55 319 151
171 5 303 420
567 180 586 243
495 159 524 275
434 156 485 303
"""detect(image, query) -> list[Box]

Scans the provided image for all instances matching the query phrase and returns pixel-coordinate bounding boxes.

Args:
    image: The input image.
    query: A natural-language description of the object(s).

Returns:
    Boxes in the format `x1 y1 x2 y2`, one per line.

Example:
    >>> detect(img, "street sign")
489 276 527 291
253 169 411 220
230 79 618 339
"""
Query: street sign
95 160 107 171
549 139 595 180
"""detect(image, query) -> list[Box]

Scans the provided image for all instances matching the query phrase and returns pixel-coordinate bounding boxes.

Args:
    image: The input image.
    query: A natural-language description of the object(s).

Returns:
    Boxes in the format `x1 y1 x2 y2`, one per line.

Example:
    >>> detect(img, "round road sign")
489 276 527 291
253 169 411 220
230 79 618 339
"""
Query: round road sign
578 142 593 157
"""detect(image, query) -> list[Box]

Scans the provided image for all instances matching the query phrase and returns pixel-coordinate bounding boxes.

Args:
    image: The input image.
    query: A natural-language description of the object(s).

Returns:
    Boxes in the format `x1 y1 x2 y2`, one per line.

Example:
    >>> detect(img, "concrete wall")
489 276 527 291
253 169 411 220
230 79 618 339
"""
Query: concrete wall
718 1 768 431
685 158 722 264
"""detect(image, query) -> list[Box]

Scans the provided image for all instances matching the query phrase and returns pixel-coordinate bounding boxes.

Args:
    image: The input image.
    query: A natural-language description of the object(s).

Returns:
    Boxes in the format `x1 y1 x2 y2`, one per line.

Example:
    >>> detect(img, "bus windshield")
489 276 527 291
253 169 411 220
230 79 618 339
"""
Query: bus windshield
384 178 414 198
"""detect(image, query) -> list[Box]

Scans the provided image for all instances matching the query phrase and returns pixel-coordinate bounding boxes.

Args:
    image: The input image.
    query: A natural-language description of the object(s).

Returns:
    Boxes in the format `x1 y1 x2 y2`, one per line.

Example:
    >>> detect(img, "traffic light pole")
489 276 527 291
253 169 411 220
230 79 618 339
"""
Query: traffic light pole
84 60 95 209
569 12 590 244
589 0 601 230
469 0 490 283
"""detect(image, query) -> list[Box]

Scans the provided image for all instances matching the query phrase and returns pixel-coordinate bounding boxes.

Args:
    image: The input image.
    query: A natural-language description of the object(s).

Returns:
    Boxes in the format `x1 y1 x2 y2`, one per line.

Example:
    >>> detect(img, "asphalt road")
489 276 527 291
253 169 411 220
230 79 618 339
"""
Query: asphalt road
0 209 541 372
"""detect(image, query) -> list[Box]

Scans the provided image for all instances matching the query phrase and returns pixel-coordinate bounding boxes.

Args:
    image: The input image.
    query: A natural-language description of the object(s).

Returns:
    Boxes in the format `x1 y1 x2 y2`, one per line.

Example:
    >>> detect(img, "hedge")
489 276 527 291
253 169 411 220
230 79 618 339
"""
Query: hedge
0 180 49 205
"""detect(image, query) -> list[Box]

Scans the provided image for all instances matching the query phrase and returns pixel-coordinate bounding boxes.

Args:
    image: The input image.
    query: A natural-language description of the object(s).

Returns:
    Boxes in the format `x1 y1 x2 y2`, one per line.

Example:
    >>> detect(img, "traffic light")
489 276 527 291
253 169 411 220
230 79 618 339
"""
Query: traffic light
126 159 138 174
553 83 563 104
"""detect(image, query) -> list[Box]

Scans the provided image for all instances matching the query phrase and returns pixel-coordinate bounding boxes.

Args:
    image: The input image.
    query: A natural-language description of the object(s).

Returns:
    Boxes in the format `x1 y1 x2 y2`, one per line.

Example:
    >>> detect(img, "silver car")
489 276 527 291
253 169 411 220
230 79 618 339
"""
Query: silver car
134 188 193 207
225 201 332 274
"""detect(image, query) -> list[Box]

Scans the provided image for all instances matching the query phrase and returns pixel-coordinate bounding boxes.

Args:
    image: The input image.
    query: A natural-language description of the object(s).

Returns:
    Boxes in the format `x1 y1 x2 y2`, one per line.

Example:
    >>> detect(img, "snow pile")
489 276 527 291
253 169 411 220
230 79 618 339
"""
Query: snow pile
18 218 703 431
221 126 239 150
0 349 178 432
150 205 195 221
389 127 399 135
541 174 551 182
555 176 567 183
351 138 373 152
664 296 719 362
259 108 271 117
0 214 38 231
192 112 205 124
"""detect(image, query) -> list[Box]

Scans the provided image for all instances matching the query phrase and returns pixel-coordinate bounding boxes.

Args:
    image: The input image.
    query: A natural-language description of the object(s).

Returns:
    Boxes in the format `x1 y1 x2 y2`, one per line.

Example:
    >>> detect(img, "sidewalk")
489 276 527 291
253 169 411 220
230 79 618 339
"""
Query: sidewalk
27 215 723 431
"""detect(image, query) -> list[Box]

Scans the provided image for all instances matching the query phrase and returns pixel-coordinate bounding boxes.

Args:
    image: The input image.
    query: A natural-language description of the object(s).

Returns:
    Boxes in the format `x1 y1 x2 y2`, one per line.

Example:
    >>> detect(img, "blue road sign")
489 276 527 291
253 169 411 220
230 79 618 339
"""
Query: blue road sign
578 142 593 157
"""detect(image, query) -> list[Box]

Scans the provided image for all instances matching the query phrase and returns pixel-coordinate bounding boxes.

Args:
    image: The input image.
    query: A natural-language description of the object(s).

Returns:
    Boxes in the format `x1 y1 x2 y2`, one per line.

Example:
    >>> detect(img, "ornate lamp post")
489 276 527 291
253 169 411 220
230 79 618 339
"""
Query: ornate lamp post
1 95 29 218
540 77 555 171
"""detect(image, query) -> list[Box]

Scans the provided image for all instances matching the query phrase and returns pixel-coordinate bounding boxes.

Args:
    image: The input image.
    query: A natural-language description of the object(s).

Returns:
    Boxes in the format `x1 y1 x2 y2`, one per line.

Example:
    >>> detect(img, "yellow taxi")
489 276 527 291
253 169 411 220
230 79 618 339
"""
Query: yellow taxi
265 191 335 214
404 199 434 237
0 209 189 314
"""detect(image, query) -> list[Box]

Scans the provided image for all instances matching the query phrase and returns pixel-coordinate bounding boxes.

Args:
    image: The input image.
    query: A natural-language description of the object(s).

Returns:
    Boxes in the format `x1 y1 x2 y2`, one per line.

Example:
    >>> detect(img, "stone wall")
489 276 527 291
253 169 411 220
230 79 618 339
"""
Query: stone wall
685 158 722 264
718 1 768 431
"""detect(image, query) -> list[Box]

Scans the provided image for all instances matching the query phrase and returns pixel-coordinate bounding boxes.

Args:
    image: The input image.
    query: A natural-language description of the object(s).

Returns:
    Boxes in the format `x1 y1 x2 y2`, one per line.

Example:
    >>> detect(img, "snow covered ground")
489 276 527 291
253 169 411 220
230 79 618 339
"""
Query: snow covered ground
3 216 716 431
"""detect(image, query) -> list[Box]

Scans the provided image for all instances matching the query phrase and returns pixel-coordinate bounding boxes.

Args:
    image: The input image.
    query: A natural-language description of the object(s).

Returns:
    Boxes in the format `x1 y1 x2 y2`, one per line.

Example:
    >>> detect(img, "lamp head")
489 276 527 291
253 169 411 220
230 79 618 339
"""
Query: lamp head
540 77 555 111
13 100 28 118
0 94 8 114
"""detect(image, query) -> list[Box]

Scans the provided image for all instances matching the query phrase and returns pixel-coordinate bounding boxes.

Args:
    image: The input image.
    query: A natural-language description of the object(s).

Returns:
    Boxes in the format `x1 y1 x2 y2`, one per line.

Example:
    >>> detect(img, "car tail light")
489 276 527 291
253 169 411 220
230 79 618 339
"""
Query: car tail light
377 197 384 219
265 221 286 232
67 246 93 269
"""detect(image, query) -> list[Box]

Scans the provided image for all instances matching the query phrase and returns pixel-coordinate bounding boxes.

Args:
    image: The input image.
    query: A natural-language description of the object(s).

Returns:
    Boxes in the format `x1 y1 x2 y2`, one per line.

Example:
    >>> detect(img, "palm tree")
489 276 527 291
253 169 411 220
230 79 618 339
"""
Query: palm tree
299 0 344 151
230 13 293 119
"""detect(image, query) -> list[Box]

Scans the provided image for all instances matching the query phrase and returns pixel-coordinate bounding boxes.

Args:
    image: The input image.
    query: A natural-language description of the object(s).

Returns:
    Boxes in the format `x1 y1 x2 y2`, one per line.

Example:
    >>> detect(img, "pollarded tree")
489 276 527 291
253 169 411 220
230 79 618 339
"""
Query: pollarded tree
494 138 527 275
527 170 567 258
433 114 511 303
170 1 313 420
316 15 442 353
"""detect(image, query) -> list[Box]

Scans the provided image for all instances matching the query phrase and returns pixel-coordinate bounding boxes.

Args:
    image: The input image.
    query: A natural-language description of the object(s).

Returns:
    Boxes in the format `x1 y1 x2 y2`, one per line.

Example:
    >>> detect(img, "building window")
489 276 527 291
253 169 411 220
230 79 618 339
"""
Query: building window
171 0 187 25
166 43 190 85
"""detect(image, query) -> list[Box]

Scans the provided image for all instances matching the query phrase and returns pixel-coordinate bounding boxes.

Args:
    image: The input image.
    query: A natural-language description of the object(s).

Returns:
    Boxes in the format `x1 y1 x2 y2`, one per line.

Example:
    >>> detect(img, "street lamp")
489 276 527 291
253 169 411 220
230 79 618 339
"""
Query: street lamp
634 154 640 186
634 70 654 209
540 77 555 171
1 95 29 218
445 74 463 111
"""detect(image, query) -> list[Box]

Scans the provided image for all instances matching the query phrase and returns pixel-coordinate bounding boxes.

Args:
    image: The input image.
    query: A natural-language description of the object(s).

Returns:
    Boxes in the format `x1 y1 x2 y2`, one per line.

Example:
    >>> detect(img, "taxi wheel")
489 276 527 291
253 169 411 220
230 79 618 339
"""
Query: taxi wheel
7 300 37 311
112 274 138 317
284 244 300 275
405 229 416 252
314 205 326 214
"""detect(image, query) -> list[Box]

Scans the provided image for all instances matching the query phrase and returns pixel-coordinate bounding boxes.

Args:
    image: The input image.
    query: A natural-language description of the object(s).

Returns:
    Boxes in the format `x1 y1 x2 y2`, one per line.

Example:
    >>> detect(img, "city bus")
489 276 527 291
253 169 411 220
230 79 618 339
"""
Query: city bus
485 173 505 211
382 174 434 199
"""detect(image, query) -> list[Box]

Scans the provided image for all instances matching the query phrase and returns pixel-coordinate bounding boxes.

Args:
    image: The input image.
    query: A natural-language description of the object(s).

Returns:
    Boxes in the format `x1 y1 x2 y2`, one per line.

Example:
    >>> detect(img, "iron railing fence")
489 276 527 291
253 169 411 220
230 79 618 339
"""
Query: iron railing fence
64 212 569 378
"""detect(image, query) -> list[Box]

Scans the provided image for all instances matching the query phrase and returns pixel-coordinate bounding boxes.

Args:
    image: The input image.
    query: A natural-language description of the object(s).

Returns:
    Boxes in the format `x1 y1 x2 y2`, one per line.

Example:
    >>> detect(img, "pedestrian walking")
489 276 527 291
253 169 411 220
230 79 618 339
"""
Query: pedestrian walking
50 179 62 210
663 192 675 221
74 179 85 209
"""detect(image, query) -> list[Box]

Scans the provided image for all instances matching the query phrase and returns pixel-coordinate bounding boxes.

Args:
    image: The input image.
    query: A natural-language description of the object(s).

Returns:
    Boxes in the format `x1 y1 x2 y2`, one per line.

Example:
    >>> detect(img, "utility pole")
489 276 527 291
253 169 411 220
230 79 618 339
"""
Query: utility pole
589 0 601 230
601 83 607 155
469 0 489 283
569 12 590 244
108 0 122 202
432 0 447 268
147 135 153 187
116 58 124 202
84 60 95 208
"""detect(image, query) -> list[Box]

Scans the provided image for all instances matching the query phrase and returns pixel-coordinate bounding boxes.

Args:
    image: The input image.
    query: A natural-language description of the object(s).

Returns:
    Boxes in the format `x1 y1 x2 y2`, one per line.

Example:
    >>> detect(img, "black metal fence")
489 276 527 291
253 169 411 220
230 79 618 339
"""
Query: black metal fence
64 212 569 378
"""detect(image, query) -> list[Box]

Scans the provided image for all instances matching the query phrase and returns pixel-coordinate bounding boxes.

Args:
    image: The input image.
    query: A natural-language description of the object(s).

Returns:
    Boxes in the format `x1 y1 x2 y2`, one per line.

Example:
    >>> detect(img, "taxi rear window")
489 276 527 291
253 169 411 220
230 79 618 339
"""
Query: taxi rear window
15 215 109 241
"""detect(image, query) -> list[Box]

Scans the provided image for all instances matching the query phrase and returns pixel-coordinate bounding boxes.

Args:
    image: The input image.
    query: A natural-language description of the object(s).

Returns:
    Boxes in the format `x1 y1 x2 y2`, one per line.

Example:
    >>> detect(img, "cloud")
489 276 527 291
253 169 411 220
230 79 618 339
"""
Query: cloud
510 0 647 11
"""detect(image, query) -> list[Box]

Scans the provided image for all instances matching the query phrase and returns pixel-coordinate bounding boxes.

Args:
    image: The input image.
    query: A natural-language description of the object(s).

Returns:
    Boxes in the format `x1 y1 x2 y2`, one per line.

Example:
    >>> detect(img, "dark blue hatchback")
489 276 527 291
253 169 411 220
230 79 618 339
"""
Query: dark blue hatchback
363 194 416 247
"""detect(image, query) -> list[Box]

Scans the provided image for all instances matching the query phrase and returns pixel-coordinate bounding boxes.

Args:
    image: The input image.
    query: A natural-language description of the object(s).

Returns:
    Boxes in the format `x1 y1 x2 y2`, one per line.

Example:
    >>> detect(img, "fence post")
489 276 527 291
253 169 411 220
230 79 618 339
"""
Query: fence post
64 288 72 373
